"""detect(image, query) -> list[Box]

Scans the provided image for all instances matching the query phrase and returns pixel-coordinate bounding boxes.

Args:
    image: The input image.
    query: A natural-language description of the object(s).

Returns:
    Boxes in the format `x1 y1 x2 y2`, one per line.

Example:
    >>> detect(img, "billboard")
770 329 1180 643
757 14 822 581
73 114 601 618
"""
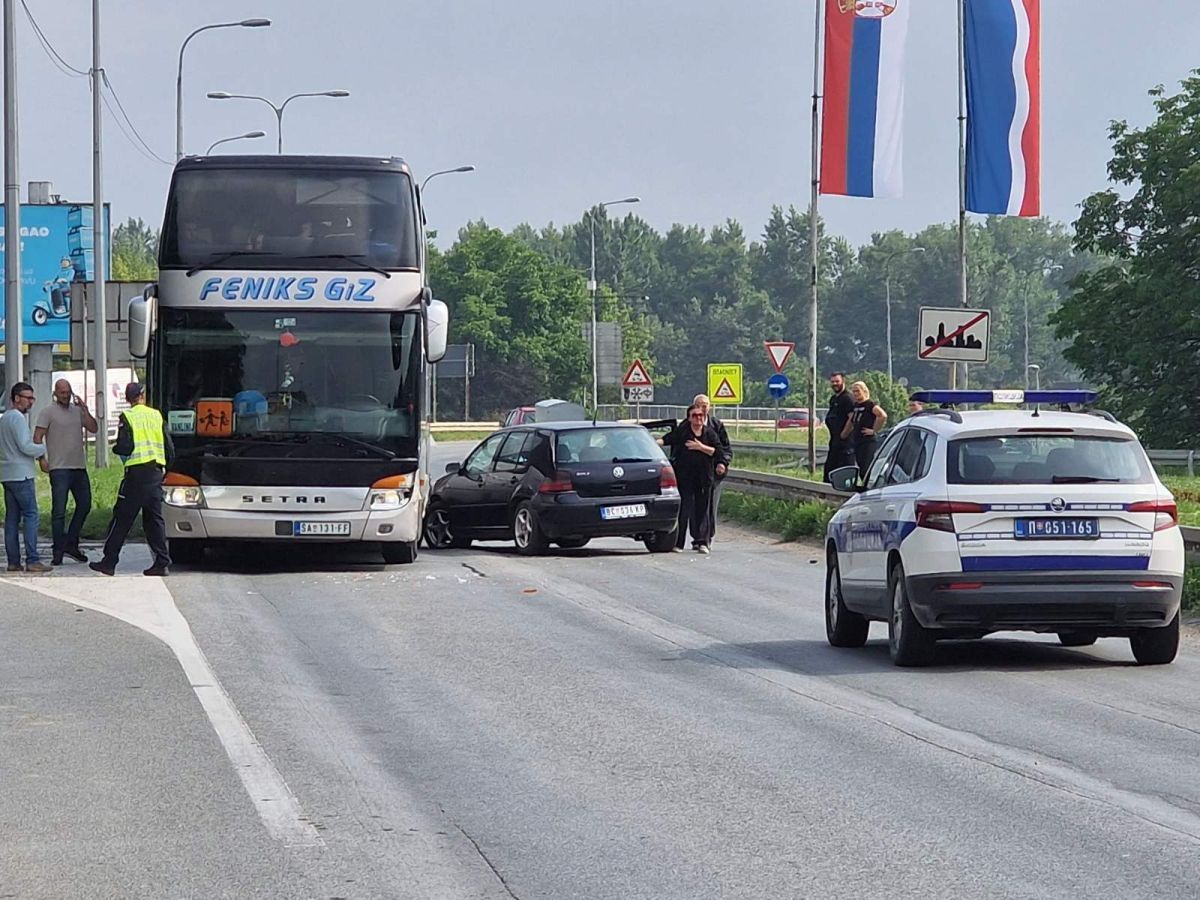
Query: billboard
0 203 112 345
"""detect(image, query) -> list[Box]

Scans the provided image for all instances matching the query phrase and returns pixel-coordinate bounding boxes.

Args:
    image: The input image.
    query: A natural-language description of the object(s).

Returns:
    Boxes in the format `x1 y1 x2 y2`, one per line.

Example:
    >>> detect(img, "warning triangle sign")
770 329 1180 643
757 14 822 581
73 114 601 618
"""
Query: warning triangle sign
622 359 652 387
764 341 795 373
713 377 736 399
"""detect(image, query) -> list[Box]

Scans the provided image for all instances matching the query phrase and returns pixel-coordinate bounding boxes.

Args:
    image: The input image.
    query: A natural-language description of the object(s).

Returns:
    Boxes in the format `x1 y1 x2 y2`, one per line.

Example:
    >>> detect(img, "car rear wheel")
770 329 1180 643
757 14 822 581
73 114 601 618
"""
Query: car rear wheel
1130 613 1179 665
423 505 470 549
888 562 936 667
643 529 677 553
512 502 549 556
557 537 590 549
1057 631 1098 647
825 551 869 648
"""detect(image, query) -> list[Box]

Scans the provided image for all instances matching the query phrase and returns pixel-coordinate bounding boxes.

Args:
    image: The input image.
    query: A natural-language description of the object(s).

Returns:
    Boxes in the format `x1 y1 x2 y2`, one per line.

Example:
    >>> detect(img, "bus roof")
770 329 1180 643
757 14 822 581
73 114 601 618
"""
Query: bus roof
176 155 413 175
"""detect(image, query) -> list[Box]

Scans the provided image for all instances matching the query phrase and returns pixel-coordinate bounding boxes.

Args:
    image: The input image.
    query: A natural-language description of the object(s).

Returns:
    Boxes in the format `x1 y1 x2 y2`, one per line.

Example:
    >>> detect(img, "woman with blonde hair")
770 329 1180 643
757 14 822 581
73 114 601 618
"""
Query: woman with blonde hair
840 380 888 475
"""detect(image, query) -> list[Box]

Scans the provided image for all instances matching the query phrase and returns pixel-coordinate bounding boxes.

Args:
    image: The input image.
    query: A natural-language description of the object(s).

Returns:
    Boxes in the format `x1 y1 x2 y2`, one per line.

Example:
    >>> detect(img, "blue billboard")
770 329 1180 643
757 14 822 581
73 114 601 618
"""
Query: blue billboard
0 203 111 345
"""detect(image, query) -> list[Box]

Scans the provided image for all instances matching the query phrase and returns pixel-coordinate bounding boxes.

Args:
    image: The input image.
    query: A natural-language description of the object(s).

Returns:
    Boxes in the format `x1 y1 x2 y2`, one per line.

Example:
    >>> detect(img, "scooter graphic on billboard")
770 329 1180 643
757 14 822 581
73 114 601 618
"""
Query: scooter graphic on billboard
36 256 77 326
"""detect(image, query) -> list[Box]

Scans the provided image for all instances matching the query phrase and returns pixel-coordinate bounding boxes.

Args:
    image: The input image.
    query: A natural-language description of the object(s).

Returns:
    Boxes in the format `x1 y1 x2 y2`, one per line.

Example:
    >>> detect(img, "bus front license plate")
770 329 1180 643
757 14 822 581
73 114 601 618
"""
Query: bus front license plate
294 521 351 537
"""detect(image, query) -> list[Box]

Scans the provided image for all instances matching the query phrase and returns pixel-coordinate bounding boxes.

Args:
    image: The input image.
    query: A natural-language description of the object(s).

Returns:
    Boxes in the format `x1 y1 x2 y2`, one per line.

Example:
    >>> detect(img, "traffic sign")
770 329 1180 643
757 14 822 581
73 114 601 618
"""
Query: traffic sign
622 385 654 403
707 363 743 405
764 341 795 373
767 373 790 399
622 358 652 387
918 307 990 363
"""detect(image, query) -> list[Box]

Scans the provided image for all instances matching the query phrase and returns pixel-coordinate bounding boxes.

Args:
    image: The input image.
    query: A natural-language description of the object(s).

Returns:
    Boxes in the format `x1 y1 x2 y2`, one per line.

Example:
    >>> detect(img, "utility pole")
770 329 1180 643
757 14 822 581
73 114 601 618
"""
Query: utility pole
4 0 23 384
92 0 109 465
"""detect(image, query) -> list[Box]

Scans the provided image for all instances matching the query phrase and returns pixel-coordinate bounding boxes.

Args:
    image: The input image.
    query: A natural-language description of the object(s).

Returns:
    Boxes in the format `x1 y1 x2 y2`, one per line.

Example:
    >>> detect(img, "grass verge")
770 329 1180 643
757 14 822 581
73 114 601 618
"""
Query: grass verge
0 463 140 543
430 429 493 443
720 491 833 542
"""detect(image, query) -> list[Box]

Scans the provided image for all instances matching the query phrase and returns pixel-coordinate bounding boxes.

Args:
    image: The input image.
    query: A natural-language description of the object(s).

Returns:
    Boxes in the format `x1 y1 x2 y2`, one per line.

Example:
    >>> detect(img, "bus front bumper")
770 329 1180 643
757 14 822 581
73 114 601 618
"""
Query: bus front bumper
165 502 422 544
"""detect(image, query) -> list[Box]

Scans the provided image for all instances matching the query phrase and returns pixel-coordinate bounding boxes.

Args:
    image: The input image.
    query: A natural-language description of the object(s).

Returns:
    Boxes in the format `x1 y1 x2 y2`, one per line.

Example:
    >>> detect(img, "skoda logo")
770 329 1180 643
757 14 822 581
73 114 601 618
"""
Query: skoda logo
613 466 625 479
1050 497 1066 512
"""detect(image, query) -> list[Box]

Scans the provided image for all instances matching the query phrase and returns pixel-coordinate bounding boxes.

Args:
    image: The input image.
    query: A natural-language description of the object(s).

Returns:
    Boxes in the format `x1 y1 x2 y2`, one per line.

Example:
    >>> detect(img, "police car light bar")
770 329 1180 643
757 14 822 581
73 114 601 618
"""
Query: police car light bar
910 390 1099 406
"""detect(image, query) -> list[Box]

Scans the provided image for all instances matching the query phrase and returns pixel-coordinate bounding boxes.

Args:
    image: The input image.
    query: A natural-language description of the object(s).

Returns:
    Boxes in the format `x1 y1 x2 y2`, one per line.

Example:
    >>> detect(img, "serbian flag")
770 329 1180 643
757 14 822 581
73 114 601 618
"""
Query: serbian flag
820 0 910 199
965 0 1040 216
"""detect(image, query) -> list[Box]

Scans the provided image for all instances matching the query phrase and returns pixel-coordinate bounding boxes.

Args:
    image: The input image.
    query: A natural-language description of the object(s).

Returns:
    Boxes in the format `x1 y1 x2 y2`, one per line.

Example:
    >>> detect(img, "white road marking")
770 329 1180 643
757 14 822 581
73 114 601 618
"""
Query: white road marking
2 573 322 848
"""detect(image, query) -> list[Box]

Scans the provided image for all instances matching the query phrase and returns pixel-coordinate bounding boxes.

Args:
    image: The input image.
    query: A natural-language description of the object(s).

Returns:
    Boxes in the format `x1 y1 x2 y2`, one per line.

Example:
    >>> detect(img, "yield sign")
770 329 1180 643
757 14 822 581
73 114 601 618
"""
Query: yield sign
621 358 652 387
764 341 795 374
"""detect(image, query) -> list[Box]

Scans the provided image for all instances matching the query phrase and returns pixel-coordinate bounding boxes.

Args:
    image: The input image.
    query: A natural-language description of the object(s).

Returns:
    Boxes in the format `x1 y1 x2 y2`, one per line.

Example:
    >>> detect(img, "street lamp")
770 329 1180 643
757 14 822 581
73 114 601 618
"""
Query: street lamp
207 90 350 153
588 196 640 408
176 19 270 160
421 165 475 193
1022 263 1062 388
206 130 266 154
1027 363 1041 391
883 246 925 380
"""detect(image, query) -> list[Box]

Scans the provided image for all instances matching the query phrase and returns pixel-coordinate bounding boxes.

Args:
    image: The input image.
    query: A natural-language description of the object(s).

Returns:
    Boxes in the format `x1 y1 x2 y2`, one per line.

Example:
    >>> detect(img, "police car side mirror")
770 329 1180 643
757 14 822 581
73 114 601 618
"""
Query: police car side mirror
127 285 157 359
424 297 448 363
829 465 861 494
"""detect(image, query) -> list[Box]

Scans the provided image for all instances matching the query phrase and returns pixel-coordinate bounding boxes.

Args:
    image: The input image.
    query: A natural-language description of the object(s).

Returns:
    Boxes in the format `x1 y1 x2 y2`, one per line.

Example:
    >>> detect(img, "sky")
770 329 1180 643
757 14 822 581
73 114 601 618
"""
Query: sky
4 1 1199 250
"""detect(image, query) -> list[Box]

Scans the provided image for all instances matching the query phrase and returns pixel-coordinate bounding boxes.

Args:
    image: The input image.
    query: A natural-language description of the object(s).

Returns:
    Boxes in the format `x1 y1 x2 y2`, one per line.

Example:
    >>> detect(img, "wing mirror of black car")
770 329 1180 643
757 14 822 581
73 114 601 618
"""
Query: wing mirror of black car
828 465 862 494
445 461 461 474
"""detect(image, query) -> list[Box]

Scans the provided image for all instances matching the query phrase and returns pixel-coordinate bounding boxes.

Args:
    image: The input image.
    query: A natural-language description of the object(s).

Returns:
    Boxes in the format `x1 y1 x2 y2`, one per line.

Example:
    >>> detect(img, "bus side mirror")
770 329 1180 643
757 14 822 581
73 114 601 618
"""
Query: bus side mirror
128 285 157 359
425 297 448 363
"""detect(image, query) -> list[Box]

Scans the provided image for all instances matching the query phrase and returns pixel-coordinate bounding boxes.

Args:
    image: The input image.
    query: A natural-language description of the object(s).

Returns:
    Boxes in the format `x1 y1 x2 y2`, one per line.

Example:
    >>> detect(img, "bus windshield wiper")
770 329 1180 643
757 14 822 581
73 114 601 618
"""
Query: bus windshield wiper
280 431 396 459
1051 475 1121 483
293 254 391 278
186 250 281 276
175 438 268 458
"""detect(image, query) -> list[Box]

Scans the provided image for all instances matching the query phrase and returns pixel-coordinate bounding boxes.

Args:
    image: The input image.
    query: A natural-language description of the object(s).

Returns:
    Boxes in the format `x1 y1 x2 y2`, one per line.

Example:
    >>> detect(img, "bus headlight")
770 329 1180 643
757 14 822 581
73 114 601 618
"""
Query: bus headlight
370 489 405 510
369 474 413 510
164 485 204 508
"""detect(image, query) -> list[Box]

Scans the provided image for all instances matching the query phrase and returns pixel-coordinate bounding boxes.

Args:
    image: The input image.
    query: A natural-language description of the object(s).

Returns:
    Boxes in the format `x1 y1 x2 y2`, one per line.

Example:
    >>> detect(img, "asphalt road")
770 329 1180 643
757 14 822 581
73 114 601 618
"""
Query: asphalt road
3 440 1200 898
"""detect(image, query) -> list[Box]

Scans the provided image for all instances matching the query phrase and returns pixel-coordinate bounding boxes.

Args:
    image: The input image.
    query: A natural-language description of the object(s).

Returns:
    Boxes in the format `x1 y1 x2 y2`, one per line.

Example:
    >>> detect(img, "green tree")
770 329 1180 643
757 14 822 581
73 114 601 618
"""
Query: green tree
110 217 158 280
1053 74 1200 446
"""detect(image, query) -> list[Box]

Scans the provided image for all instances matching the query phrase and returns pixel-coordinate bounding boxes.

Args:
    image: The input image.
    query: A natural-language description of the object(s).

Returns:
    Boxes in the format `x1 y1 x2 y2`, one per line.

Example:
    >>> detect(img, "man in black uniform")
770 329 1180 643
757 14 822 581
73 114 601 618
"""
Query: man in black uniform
90 383 175 577
823 372 856 483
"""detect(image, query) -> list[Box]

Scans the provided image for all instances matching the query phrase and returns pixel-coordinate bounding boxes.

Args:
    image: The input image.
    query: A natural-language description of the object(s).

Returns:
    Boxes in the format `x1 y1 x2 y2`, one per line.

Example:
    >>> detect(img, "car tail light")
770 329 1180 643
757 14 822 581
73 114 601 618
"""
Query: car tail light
538 470 574 494
1128 500 1178 531
1132 581 1174 589
939 582 983 591
915 500 985 533
659 465 678 493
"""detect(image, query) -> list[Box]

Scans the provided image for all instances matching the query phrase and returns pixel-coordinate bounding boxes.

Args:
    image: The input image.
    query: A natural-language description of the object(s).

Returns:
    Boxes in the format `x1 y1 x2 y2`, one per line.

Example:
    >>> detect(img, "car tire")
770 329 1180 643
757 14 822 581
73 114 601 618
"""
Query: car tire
423 504 470 549
825 551 869 648
557 537 590 549
888 561 936 667
512 501 549 556
1058 631 1098 648
169 539 205 565
1129 613 1179 665
643 529 677 553
382 540 419 565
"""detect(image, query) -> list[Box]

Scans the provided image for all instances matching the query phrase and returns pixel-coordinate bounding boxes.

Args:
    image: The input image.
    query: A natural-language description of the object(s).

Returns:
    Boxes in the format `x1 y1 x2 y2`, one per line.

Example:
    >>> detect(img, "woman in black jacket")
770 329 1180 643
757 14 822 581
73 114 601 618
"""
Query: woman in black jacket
670 405 727 553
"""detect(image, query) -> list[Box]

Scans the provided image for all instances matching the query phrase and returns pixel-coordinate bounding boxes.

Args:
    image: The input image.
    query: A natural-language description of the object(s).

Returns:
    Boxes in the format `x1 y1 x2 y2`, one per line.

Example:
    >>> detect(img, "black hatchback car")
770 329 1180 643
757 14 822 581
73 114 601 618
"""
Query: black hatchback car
424 422 681 554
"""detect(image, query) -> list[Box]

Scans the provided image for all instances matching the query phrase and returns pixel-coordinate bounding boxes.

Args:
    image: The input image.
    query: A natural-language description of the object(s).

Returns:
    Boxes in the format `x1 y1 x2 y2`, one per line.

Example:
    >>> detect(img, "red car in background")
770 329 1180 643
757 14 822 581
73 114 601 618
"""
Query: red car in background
775 409 811 428
501 406 536 427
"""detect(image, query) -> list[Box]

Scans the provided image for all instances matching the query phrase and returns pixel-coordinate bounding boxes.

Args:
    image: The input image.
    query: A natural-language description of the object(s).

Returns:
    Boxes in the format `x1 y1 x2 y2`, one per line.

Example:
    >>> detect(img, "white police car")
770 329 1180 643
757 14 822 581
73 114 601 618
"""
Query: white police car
824 391 1185 667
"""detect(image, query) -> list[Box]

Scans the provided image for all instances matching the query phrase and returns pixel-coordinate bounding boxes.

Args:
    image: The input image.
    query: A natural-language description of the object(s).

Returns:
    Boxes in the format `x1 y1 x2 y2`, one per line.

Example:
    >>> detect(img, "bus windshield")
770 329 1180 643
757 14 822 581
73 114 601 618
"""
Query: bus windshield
160 309 422 457
159 167 419 271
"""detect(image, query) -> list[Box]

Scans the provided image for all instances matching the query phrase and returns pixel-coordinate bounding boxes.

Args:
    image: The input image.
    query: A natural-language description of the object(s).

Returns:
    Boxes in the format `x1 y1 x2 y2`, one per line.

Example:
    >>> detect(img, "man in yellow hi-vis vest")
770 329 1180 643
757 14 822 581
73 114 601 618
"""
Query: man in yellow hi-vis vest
90 383 175 577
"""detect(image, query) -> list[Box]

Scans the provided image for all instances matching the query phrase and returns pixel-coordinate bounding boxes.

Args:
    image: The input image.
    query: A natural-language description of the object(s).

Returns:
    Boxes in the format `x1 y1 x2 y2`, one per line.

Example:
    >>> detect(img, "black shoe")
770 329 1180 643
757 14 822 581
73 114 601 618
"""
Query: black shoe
64 548 88 563
89 561 116 576
51 557 63 566
142 566 169 577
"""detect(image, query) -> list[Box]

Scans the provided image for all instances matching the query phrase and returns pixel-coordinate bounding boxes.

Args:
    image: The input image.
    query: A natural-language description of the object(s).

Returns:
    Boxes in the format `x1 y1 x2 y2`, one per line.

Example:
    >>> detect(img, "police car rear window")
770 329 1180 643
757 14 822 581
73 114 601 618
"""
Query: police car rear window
947 435 1151 485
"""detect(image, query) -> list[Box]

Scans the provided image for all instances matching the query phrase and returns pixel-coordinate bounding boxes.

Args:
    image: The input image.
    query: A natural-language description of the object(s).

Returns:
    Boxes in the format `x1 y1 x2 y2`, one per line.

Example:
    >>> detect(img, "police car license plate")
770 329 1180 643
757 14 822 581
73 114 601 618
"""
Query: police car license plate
1014 517 1099 539
601 504 647 520
294 521 351 536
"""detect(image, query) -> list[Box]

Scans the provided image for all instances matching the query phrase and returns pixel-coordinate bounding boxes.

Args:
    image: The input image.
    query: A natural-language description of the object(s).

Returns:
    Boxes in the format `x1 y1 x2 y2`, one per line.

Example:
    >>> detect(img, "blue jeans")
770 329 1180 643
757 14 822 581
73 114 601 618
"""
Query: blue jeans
49 468 92 559
3 478 41 566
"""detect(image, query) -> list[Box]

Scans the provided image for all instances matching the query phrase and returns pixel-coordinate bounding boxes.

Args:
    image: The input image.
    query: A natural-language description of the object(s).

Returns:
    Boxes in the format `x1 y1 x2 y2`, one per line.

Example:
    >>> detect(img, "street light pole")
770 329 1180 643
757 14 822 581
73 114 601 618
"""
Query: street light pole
206 131 266 154
883 247 925 381
207 90 350 153
1023 263 1061 388
588 196 640 409
176 19 270 160
1028 363 1041 391
420 165 475 193
4 0 23 384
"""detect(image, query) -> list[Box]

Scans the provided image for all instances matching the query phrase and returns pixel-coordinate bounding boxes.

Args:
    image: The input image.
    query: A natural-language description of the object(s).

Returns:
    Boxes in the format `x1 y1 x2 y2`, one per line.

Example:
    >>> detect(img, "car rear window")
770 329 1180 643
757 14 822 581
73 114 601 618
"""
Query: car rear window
947 434 1152 485
556 427 667 465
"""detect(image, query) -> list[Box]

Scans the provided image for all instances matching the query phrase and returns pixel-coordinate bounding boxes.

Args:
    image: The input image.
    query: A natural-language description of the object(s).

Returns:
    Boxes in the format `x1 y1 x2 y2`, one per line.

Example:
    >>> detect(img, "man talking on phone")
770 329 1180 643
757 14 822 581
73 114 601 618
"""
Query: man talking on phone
34 379 98 565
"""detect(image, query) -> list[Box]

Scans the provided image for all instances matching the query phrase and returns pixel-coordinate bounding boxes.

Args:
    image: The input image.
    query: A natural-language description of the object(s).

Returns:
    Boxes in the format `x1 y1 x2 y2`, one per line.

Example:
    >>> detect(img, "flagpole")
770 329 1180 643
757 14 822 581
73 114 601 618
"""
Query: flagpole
807 0 822 475
956 0 968 390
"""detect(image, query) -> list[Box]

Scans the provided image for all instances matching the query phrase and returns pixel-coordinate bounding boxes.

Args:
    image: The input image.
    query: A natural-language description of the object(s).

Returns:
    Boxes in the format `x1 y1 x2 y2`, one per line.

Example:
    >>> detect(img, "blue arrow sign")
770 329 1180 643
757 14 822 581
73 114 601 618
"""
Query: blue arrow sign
767 373 790 398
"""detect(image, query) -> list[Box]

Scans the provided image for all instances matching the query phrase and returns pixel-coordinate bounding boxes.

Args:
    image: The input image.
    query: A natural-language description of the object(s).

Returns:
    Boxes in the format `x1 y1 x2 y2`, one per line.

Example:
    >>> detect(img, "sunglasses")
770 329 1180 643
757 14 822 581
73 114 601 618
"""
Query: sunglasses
689 413 705 419
17 394 33 401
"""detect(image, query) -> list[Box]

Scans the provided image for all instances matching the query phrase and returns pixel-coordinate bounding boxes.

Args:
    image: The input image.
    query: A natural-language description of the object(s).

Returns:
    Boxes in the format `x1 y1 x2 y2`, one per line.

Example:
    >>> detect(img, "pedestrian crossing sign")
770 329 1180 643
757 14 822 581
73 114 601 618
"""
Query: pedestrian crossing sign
707 364 743 405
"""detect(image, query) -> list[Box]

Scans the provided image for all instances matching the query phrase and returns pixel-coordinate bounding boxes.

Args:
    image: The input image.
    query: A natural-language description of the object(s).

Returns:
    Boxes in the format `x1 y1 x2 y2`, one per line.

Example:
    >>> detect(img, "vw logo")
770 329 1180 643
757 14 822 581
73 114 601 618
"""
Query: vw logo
1050 497 1066 512
613 466 625 479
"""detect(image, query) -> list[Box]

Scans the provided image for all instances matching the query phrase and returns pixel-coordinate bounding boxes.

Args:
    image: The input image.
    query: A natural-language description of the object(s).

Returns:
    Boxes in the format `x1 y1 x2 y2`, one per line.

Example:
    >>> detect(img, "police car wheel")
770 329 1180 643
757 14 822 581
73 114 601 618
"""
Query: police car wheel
1129 613 1179 666
888 562 936 667
1057 632 1098 648
825 551 868 648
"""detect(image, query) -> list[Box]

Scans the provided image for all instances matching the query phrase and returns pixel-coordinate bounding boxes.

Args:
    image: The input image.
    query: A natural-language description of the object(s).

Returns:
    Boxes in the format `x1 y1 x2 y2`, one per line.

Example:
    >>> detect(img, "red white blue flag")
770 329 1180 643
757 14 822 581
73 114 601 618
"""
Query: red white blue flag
820 1 910 199
965 0 1041 216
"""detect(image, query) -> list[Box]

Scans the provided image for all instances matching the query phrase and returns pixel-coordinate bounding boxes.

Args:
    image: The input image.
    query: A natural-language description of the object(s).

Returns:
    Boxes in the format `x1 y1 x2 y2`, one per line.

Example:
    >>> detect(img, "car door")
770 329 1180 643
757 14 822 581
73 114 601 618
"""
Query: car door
481 430 536 533
446 433 505 534
840 428 906 603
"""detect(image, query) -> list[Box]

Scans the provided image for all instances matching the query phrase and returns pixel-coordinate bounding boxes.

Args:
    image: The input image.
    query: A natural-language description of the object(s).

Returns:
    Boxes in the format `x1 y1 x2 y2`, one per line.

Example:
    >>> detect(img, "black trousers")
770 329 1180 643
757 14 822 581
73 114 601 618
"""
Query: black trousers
824 438 850 482
677 479 713 548
101 463 170 568
855 438 879 477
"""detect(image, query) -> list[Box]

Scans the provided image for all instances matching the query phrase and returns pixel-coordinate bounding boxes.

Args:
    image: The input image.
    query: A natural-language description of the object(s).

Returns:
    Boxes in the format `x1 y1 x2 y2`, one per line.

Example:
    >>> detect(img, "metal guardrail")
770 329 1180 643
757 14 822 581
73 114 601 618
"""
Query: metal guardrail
724 468 1200 553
